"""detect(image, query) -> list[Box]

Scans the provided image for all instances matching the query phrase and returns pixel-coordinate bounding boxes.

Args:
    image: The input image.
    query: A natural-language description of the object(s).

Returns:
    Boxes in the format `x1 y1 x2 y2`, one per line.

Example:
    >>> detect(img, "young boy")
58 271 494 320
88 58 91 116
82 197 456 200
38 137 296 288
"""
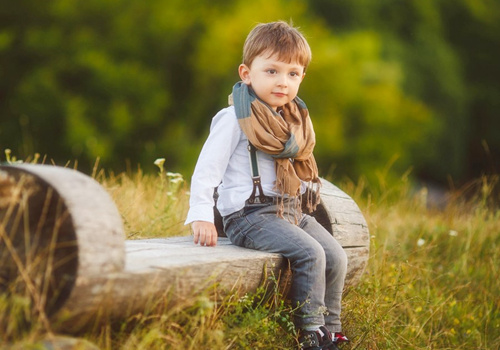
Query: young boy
185 21 348 350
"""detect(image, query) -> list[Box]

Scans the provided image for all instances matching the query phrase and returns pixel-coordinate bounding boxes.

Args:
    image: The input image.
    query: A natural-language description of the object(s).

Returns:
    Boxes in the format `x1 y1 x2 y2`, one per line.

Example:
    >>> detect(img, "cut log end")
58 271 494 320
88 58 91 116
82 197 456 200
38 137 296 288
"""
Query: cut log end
0 164 125 318
0 167 78 315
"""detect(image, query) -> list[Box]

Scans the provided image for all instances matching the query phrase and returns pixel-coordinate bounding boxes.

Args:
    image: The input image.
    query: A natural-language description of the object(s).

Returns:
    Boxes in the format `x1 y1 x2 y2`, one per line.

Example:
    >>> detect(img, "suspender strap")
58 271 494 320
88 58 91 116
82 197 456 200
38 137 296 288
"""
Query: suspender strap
247 143 272 204
248 143 259 177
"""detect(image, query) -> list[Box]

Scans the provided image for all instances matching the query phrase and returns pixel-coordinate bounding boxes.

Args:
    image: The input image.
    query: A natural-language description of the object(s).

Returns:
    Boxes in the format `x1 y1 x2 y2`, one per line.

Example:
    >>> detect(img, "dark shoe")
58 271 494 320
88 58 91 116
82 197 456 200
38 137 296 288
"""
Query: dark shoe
298 327 339 350
319 326 340 350
298 329 322 350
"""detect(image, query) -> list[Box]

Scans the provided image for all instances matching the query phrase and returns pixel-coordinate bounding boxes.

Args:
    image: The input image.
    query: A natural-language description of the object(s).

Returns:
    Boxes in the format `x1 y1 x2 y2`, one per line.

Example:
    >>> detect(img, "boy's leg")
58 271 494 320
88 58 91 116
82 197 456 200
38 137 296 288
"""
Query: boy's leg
299 215 348 333
223 202 328 328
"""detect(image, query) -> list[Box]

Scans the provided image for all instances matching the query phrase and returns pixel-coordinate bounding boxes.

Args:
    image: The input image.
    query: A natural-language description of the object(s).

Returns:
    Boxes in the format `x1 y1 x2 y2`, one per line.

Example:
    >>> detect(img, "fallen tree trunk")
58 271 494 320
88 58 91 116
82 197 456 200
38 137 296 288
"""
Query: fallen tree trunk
0 164 369 334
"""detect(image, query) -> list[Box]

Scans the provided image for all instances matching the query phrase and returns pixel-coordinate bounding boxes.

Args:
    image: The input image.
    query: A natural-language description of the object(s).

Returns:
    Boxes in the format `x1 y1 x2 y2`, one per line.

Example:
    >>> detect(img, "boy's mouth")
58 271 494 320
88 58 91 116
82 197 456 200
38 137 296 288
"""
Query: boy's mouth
272 92 287 98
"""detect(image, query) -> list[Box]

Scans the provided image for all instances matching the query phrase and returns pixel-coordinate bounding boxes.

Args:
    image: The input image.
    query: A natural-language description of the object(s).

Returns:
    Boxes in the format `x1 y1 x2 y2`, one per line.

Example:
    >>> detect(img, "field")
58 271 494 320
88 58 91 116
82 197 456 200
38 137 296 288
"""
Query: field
1 163 499 349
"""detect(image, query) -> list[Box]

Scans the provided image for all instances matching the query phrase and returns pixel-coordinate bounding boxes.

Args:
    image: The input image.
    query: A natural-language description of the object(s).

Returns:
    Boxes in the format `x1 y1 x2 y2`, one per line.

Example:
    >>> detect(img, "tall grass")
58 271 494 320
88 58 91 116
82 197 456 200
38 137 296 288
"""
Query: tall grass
341 175 499 349
1 157 498 349
95 159 190 239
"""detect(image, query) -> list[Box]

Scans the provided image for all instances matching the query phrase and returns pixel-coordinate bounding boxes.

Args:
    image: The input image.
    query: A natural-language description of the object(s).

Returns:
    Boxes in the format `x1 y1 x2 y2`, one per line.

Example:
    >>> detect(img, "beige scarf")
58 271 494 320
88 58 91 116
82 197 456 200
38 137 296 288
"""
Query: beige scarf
230 81 321 214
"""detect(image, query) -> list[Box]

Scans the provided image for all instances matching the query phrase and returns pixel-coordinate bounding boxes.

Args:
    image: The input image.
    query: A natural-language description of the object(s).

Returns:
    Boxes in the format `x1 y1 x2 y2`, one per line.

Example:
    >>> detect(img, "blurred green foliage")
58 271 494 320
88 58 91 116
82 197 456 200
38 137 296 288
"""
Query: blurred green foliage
1 0 498 185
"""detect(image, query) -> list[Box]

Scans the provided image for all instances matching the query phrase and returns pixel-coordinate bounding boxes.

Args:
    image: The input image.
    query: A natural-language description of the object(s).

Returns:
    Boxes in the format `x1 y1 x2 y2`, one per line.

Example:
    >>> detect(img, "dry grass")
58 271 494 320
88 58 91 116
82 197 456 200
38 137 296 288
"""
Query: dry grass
96 166 190 240
340 175 499 349
1 160 499 349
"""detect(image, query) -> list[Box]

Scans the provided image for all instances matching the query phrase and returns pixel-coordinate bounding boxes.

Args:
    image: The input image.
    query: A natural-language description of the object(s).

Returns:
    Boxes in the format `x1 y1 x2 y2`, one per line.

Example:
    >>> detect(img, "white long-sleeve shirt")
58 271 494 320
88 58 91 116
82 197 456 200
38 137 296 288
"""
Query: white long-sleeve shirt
185 106 300 225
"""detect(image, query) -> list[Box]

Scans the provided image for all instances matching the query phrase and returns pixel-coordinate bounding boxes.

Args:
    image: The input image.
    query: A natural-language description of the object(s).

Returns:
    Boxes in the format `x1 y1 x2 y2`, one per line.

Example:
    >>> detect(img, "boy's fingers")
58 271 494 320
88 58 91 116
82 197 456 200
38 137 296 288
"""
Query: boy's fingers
203 229 216 247
195 229 207 245
200 231 208 245
191 221 217 246
193 230 201 244
192 222 202 244
208 229 218 247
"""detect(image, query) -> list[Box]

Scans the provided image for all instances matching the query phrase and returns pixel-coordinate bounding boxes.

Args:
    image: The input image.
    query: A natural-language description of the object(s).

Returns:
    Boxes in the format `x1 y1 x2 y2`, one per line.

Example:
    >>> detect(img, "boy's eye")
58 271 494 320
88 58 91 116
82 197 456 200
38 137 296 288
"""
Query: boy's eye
266 69 277 74
290 72 299 77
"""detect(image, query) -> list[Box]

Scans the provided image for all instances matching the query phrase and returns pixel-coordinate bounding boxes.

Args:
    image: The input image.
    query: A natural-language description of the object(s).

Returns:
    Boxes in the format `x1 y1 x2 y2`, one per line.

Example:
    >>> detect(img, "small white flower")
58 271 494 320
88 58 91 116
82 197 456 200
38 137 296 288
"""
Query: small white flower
5 149 12 163
154 158 165 167
169 177 183 184
166 171 182 178
417 238 426 247
449 230 458 237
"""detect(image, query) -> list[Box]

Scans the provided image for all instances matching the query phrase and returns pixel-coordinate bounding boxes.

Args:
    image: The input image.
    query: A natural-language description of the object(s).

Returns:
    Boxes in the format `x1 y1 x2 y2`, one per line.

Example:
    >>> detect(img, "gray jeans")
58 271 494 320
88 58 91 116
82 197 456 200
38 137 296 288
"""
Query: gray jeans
223 200 347 332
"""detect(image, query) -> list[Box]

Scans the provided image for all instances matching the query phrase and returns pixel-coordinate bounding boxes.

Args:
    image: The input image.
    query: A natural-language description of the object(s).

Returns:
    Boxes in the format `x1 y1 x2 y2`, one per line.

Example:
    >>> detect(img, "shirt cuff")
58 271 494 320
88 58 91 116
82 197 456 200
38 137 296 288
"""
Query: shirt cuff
184 204 215 225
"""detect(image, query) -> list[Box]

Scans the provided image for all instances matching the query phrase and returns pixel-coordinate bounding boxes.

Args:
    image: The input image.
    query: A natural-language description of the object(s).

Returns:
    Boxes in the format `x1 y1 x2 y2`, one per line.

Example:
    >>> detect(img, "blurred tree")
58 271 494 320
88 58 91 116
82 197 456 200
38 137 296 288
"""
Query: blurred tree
1 0 495 186
1 0 197 170
440 0 500 179
308 0 500 184
301 28 439 182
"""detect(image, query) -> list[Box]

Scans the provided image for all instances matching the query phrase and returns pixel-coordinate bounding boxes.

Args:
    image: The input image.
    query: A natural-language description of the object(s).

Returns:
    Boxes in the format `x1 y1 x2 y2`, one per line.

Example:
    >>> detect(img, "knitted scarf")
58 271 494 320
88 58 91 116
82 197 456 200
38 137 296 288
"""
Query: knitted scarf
229 81 321 215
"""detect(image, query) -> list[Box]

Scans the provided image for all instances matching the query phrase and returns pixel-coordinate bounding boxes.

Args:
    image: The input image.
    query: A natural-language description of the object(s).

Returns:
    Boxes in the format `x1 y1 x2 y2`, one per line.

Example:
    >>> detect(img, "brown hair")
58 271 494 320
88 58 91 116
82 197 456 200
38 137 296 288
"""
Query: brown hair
242 21 312 71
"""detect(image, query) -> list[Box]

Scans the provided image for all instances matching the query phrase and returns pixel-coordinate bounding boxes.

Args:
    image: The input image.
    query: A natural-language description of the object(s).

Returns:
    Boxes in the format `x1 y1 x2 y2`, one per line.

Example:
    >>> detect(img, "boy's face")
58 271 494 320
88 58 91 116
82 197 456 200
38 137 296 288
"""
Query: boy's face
239 53 305 111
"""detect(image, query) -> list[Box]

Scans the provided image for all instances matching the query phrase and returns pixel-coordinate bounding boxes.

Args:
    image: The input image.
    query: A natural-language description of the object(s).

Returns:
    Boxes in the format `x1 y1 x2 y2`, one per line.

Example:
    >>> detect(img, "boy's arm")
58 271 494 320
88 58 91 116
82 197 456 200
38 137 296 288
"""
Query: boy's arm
186 107 241 246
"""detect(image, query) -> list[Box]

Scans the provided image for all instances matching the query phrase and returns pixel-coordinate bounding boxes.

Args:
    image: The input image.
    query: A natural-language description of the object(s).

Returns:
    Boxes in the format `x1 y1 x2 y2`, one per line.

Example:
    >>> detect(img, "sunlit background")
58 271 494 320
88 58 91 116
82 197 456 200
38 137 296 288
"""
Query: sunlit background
1 0 499 189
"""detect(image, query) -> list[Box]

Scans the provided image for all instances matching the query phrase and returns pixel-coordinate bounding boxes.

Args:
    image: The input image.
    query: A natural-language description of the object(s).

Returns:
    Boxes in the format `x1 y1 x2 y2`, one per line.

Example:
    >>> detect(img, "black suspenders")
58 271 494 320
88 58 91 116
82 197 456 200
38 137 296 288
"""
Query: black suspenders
247 143 273 204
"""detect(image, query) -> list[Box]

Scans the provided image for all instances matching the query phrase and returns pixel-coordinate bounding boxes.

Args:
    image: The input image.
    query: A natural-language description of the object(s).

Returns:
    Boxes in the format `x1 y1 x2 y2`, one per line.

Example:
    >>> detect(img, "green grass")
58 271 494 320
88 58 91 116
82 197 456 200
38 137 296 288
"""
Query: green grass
340 175 499 349
1 159 499 349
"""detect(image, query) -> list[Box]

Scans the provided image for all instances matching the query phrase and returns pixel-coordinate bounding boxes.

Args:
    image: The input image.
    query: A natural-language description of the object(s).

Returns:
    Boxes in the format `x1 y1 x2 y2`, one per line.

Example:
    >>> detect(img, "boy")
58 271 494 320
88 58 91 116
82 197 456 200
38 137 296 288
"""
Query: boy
185 21 348 350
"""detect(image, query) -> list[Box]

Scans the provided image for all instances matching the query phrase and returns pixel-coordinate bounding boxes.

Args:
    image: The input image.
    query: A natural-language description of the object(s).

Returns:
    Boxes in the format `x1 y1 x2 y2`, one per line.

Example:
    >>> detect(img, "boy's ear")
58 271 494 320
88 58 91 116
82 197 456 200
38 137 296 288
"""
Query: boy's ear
238 64 251 84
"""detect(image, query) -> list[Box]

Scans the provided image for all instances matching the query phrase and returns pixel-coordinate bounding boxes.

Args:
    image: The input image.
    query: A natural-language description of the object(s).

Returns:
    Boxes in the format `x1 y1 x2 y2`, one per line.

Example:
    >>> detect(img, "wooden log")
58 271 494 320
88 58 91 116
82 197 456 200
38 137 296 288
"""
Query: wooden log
0 164 125 318
0 164 369 334
308 180 370 284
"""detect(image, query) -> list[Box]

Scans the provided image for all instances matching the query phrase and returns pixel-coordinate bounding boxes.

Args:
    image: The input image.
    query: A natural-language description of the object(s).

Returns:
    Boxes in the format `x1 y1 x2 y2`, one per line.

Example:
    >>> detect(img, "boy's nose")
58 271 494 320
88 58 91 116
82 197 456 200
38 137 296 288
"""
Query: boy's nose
277 74 288 87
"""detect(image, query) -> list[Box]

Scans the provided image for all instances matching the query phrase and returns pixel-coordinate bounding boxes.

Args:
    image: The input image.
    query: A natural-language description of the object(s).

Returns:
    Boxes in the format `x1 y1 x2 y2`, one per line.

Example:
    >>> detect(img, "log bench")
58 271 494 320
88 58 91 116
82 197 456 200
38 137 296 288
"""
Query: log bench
0 164 369 334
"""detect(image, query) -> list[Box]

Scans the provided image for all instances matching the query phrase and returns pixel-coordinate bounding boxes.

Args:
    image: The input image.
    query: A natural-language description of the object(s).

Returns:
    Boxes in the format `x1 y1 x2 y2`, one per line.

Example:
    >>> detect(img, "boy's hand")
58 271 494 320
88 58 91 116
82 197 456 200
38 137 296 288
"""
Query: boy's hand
191 221 218 247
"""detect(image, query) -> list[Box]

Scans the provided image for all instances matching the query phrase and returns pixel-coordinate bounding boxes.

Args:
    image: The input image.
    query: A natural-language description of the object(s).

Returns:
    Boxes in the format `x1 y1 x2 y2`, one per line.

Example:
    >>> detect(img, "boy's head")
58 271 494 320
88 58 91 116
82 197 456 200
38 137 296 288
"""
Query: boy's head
242 21 312 71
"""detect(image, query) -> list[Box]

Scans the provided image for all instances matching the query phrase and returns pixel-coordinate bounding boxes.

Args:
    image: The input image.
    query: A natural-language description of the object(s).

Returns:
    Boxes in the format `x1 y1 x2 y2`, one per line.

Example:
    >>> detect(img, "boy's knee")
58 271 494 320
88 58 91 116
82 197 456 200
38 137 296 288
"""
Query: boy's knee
297 242 326 268
326 247 348 271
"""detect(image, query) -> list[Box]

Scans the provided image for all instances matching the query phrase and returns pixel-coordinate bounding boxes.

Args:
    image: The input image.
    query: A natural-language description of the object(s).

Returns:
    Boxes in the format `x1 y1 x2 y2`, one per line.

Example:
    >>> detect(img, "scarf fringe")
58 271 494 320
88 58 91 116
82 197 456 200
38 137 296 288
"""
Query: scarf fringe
275 166 322 225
